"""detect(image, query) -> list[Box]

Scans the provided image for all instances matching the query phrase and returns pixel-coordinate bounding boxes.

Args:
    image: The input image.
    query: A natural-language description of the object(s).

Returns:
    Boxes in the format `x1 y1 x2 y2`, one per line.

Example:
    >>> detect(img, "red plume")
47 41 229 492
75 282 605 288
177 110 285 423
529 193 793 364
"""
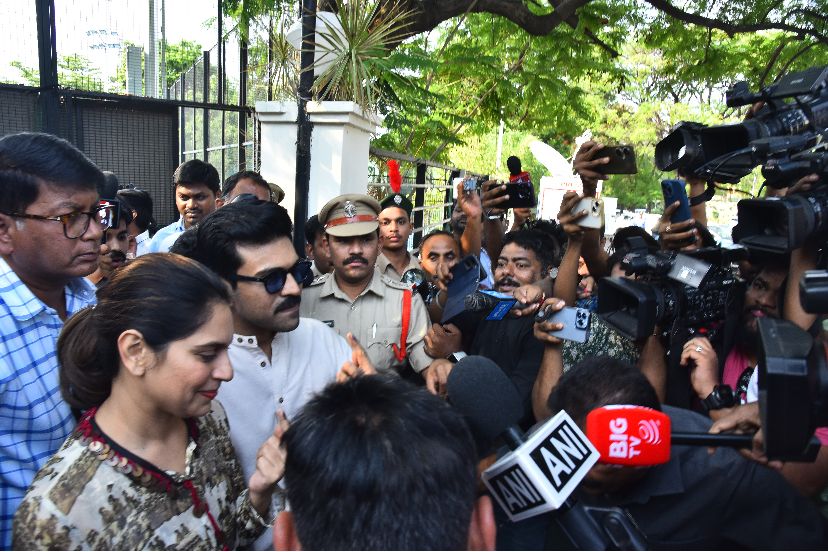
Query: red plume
388 160 402 194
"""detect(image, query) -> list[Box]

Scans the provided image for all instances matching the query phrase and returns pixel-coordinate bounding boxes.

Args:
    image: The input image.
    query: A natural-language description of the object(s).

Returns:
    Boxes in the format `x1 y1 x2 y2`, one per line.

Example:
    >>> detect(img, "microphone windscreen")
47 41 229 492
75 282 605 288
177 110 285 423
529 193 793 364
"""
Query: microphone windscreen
586 405 672 466
447 356 524 447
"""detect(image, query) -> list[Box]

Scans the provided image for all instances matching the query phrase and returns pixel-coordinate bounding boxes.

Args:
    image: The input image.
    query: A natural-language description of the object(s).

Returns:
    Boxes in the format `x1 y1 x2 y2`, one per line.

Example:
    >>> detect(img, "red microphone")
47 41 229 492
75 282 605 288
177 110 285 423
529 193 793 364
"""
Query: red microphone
587 405 757 466
586 405 671 466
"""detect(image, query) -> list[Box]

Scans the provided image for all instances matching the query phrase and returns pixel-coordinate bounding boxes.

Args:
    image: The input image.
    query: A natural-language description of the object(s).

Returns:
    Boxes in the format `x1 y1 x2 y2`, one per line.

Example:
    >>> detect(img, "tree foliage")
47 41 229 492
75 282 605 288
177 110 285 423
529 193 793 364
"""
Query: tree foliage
223 0 827 210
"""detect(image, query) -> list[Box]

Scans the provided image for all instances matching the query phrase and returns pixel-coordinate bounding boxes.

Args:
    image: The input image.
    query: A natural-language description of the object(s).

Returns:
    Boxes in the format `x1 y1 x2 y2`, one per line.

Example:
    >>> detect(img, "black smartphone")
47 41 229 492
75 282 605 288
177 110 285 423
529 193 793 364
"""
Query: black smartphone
595 145 638 174
441 255 482 323
497 172 537 209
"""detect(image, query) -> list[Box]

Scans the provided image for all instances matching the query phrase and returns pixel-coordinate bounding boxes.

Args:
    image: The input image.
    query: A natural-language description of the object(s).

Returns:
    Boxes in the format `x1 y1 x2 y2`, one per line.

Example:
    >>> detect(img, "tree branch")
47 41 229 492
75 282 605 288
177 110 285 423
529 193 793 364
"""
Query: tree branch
400 0 592 38
645 0 828 45
427 38 531 161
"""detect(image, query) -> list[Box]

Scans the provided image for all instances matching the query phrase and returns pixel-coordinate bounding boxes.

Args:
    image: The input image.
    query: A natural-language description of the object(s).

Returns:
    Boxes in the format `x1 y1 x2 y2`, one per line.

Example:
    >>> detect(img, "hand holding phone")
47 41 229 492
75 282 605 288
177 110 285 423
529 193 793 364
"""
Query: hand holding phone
593 145 637 174
661 179 692 223
572 198 604 229
535 305 591 342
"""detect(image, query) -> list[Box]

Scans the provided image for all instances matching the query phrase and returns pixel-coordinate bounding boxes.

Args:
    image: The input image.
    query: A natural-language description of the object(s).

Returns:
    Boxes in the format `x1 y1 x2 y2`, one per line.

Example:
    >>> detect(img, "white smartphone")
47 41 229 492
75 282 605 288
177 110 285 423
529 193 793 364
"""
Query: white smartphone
573 198 604 229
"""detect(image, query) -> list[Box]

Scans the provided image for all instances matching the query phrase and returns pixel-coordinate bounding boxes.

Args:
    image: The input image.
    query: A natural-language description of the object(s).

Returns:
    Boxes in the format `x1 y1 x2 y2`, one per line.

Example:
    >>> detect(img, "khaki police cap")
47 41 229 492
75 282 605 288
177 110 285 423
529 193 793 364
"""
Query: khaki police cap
319 194 381 237
268 182 286 204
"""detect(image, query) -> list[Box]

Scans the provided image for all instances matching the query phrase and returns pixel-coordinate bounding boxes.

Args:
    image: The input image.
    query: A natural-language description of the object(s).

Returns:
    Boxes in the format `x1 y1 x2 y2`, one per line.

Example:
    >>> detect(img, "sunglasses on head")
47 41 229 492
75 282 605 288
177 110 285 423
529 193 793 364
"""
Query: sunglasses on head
234 259 314 294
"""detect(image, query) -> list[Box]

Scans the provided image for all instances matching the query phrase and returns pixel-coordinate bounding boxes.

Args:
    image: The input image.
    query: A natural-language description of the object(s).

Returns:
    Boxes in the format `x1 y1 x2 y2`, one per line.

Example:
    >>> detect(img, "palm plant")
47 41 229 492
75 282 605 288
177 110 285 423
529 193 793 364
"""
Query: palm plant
308 0 413 113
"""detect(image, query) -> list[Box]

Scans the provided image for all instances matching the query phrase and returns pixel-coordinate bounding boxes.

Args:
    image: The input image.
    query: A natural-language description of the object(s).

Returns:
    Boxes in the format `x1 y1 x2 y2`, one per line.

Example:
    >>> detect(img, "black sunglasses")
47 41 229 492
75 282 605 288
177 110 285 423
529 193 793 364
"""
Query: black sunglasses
234 260 314 294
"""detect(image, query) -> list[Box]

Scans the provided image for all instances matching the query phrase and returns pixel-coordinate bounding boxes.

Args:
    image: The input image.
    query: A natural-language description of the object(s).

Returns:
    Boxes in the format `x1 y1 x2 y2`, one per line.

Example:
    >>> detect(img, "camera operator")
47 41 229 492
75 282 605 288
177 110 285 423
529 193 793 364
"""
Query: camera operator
677 173 828 497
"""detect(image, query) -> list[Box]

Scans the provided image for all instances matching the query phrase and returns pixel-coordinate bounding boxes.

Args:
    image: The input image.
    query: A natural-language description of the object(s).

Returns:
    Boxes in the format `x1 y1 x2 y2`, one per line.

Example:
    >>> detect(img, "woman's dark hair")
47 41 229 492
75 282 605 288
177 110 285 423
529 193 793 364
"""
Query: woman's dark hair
58 253 231 411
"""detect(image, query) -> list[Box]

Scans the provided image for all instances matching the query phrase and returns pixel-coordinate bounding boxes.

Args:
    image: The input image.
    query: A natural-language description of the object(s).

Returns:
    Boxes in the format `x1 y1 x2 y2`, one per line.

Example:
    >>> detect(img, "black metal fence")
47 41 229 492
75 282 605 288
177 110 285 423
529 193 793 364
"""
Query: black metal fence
0 84 180 224
0 0 262 226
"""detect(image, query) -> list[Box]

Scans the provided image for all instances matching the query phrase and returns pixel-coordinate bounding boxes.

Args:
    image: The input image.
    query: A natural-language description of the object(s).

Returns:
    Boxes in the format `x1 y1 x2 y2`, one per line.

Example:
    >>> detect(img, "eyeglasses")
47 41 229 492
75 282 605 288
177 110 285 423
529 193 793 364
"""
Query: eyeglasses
234 259 314 294
4 205 114 239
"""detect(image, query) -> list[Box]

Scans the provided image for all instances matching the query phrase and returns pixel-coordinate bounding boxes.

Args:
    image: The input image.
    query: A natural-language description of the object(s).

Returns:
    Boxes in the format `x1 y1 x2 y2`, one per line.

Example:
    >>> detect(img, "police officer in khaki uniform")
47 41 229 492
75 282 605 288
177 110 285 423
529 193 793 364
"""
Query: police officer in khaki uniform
376 192 420 280
301 194 437 377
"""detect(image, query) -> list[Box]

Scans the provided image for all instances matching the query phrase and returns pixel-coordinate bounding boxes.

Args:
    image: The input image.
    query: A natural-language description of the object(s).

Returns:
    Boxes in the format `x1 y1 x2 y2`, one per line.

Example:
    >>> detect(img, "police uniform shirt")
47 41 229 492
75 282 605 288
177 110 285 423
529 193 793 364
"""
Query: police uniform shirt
376 251 421 280
311 260 327 279
300 267 433 374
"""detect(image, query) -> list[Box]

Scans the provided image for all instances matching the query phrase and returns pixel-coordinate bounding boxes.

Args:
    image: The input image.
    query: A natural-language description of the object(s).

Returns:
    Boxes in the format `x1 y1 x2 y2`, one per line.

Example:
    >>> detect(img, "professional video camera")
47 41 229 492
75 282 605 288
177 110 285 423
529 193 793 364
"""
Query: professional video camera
734 150 828 253
655 65 828 254
597 237 742 341
655 65 828 183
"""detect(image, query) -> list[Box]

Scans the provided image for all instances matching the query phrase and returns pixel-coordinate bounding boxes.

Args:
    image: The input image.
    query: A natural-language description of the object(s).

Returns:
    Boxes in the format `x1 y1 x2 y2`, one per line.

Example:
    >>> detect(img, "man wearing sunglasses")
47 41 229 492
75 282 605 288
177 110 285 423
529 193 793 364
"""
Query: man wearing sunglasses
301 194 437 379
171 198 362 549
0 132 106 548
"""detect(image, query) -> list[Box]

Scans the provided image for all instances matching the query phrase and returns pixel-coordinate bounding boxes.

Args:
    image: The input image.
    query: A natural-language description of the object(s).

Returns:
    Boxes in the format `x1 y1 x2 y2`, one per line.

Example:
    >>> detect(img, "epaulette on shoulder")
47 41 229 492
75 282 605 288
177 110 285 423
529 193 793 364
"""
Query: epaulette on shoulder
381 274 411 290
309 273 330 286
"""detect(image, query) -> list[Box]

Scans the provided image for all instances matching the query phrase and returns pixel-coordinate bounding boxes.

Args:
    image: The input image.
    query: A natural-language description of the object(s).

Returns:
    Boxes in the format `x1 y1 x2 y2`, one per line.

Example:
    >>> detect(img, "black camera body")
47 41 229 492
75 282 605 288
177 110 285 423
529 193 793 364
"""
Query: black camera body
597 238 740 341
401 268 438 304
756 318 828 460
734 154 828 254
655 65 828 184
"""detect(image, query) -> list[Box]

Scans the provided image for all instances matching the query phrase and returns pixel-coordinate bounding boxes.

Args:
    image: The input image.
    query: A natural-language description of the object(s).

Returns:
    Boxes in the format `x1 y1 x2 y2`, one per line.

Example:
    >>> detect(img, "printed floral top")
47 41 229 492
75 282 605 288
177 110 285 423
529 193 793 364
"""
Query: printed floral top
13 402 270 550
561 314 640 371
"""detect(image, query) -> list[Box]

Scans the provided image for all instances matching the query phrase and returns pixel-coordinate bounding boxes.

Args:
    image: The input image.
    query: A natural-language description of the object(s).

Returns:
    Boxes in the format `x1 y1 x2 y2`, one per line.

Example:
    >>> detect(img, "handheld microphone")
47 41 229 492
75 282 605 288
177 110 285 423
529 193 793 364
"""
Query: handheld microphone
448 357 647 550
447 357 599 519
586 405 756 466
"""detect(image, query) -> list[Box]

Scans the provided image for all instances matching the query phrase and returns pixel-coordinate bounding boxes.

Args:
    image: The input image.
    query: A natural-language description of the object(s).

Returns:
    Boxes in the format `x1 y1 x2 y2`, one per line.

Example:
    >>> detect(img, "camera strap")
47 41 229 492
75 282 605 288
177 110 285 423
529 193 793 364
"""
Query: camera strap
393 289 412 363
689 182 716 206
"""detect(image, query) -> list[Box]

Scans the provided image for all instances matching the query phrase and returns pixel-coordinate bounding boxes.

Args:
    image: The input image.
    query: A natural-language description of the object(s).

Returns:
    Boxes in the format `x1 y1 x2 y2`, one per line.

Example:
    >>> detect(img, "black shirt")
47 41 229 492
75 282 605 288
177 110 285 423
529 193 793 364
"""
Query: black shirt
469 316 544 427
495 406 827 550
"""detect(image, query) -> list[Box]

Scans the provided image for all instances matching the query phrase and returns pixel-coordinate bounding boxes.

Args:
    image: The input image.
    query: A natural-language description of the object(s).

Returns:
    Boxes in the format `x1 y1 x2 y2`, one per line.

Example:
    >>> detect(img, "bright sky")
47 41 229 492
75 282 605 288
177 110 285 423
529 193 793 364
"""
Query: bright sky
0 0 221 86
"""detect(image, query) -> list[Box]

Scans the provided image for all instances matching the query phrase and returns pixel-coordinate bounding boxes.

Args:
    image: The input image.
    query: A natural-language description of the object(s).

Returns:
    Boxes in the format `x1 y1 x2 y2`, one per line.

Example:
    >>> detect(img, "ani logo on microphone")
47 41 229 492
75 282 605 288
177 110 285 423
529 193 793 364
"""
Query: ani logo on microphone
482 411 600 522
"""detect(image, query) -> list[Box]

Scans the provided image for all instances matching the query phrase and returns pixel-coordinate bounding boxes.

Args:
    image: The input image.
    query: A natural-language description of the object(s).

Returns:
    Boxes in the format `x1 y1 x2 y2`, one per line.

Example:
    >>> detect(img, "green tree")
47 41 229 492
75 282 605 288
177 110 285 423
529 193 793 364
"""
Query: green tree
165 40 204 89
11 55 104 91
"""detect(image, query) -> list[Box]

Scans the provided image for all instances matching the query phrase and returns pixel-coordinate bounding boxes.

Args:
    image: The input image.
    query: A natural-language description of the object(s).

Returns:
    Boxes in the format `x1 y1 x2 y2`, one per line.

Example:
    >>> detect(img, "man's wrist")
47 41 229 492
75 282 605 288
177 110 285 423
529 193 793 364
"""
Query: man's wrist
701 384 737 411
447 351 467 363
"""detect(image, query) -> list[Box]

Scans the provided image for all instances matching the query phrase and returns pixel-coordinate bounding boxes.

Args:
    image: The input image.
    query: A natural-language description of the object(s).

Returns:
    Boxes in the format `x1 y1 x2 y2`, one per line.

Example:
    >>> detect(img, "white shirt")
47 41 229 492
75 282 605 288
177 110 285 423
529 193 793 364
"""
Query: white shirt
218 317 349 549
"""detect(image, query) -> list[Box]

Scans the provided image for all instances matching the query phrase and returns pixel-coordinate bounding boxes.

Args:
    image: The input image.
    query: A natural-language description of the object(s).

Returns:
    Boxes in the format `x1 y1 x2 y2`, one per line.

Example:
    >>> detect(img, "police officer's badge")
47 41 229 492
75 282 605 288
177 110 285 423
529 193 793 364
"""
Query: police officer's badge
344 200 357 218
393 194 402 205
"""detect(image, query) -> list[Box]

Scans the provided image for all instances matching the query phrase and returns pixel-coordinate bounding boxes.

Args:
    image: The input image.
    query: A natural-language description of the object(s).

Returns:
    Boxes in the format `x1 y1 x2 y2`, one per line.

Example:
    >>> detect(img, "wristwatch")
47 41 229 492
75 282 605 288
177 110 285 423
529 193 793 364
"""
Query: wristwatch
701 384 736 411
448 351 467 363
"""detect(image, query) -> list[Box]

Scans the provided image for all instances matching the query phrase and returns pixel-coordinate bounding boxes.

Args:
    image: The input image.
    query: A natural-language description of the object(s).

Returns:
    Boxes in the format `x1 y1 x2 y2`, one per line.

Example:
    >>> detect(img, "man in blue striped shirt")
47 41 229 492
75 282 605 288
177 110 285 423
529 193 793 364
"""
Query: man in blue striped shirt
0 132 106 548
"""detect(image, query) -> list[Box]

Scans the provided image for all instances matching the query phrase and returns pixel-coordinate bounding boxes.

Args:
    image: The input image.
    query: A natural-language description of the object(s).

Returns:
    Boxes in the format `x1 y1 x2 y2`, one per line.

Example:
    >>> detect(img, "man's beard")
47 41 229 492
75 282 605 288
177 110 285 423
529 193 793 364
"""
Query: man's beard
735 308 771 354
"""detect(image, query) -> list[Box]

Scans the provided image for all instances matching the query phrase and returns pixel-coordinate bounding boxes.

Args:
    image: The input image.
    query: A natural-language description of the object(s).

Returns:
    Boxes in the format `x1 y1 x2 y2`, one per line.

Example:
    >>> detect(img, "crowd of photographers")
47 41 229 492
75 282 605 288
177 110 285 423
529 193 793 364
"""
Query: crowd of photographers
2 64 828 551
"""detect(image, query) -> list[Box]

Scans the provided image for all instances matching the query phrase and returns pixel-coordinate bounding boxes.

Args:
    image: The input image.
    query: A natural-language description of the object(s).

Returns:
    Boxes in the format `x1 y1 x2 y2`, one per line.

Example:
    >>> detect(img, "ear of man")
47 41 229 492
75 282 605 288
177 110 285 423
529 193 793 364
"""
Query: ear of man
467 495 497 551
0 213 16 255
